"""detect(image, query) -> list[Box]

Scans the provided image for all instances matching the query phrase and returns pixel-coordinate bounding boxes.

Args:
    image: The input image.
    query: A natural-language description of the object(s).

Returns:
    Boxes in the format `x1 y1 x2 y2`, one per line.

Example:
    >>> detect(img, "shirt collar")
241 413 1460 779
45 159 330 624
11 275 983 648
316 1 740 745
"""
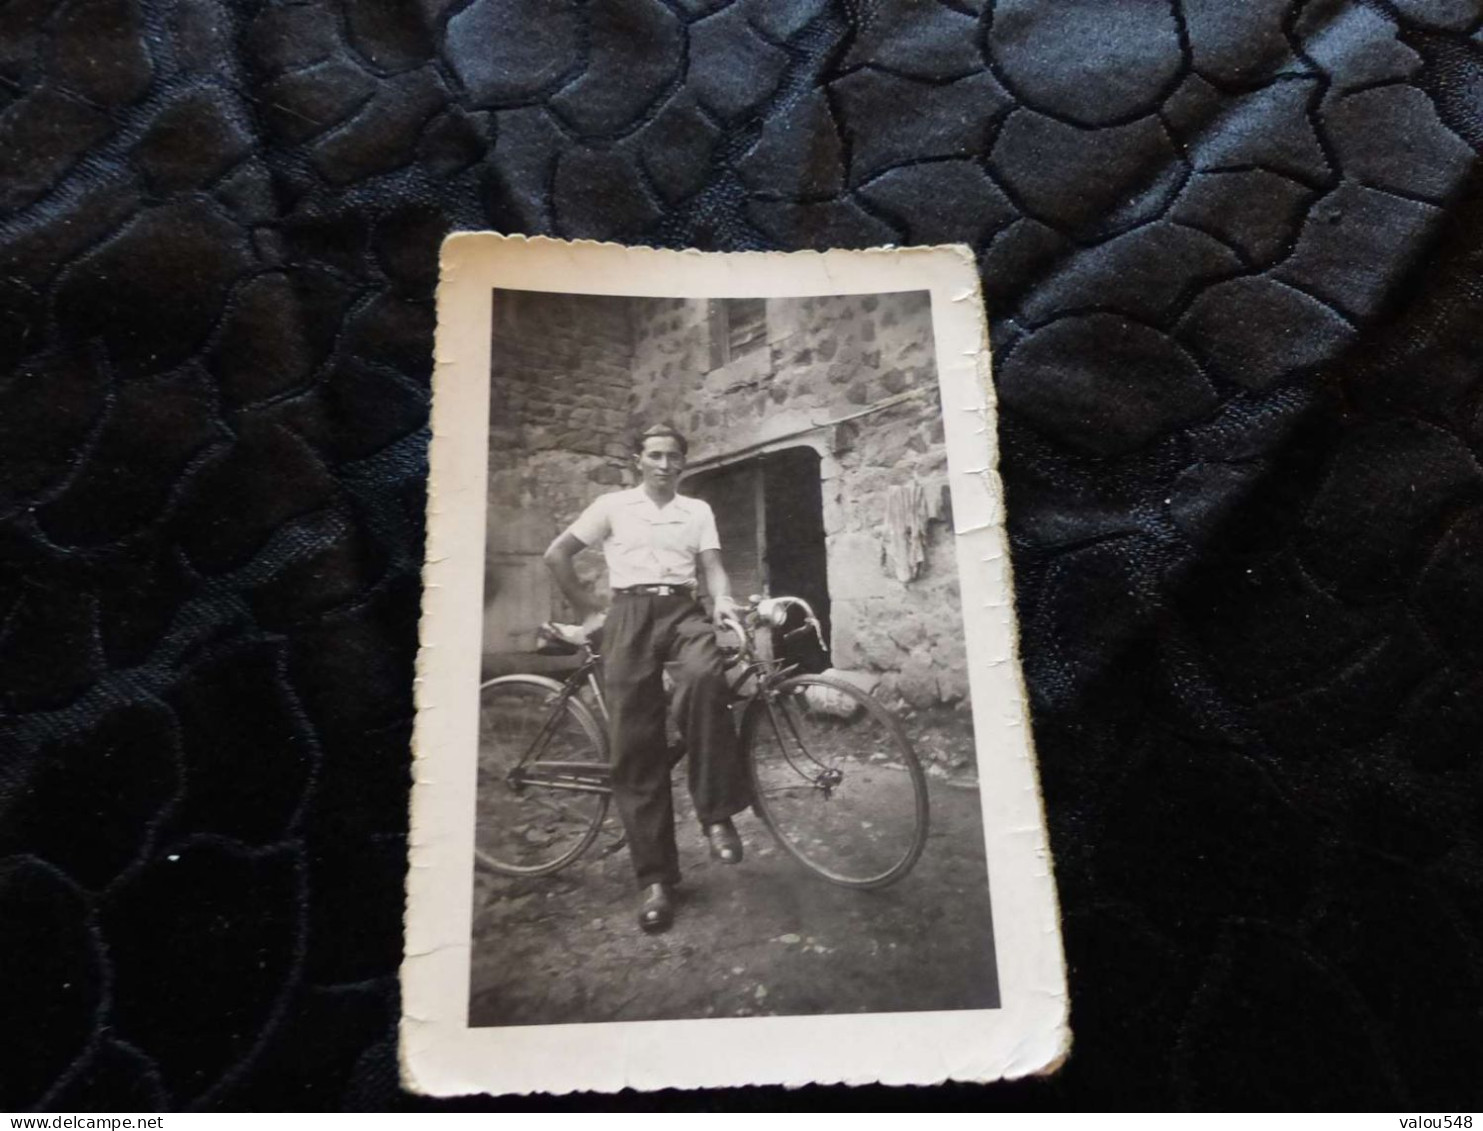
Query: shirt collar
619 487 697 514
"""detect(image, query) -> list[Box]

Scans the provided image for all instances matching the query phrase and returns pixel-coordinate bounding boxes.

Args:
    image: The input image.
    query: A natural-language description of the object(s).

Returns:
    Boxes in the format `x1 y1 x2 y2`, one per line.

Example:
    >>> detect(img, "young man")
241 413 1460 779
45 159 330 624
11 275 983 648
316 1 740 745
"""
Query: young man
543 424 751 933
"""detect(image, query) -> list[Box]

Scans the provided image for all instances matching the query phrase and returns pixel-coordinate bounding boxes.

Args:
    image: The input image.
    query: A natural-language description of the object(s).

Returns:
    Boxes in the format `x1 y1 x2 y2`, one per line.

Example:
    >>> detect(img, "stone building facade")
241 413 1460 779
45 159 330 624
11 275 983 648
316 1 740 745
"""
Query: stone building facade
485 289 969 711
482 289 631 655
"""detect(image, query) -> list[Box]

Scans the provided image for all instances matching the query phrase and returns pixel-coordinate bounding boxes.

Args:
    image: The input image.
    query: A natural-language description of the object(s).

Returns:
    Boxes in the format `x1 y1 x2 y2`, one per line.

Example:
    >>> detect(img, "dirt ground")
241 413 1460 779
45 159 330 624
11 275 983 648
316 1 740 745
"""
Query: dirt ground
467 714 999 1027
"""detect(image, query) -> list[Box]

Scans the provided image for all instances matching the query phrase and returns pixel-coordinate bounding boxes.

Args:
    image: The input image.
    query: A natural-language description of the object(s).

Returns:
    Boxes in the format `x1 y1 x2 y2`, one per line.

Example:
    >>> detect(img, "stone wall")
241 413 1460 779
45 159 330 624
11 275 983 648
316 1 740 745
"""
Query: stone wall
484 289 635 651
628 292 970 710
824 397 966 710
484 289 971 709
630 293 940 461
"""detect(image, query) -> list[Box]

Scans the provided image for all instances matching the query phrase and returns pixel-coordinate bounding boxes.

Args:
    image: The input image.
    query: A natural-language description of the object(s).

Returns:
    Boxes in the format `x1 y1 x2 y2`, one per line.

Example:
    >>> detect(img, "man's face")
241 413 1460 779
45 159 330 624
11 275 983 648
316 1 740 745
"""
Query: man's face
636 436 685 492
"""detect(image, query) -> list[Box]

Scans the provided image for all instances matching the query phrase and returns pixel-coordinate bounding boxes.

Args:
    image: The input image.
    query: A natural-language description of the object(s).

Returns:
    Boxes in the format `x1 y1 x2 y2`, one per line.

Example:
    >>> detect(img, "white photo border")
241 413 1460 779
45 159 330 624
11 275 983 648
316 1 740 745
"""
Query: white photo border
401 235 1070 1096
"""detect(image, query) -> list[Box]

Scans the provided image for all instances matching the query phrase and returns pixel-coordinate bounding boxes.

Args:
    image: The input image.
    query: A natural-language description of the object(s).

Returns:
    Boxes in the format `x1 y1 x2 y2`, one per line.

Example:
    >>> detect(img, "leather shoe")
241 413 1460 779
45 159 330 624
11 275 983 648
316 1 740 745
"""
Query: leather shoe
638 883 674 934
704 819 743 865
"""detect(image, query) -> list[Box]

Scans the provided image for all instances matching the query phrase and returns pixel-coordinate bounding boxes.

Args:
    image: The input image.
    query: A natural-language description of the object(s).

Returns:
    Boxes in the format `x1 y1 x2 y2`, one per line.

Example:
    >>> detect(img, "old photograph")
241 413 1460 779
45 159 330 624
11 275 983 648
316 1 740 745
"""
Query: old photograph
473 285 998 1026
403 236 1067 1095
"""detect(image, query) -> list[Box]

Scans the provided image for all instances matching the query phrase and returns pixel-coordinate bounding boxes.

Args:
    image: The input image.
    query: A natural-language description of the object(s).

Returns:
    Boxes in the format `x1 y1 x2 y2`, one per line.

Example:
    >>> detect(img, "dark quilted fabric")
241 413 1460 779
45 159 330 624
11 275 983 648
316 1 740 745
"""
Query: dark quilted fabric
2 0 1482 1112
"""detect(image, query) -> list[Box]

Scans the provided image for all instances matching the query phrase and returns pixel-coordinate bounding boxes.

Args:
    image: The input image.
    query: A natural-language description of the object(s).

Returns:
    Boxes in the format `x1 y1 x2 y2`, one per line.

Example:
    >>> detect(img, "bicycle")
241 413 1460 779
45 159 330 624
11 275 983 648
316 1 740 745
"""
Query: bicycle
474 595 929 889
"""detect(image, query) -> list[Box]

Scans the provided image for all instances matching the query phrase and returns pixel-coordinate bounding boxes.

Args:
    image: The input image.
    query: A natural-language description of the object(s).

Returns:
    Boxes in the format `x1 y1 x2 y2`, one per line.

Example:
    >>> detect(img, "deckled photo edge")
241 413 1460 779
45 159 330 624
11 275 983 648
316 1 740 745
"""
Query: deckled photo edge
400 232 488 1095
927 256 1071 1080
401 234 1069 1097
954 263 1071 1082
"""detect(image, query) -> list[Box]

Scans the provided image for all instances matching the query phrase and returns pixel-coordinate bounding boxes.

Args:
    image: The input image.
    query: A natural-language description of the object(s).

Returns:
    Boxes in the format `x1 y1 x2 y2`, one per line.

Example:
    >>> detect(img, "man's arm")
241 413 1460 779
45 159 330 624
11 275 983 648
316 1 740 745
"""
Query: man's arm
544 532 605 629
699 548 739 628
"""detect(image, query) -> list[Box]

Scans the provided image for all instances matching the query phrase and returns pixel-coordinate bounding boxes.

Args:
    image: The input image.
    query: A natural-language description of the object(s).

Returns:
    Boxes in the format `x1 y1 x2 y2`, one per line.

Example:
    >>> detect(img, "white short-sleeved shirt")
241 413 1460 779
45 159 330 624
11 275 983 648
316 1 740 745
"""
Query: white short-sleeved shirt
564 487 720 590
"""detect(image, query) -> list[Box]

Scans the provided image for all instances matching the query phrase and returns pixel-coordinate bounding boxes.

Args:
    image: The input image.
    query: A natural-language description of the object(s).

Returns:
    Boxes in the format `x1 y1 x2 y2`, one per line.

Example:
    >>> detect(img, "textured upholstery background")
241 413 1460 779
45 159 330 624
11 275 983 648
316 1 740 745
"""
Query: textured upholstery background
2 0 1483 1111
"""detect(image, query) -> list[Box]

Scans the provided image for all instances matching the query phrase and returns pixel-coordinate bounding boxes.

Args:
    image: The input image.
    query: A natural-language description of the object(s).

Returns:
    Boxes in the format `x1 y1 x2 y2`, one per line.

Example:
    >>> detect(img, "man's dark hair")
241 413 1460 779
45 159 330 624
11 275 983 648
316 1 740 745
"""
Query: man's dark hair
631 422 689 457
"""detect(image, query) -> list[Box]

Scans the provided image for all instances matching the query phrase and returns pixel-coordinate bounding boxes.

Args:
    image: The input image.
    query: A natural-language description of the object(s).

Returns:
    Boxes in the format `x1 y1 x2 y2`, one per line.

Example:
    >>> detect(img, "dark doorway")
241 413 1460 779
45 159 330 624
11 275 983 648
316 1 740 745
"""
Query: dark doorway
761 448 830 671
686 447 831 671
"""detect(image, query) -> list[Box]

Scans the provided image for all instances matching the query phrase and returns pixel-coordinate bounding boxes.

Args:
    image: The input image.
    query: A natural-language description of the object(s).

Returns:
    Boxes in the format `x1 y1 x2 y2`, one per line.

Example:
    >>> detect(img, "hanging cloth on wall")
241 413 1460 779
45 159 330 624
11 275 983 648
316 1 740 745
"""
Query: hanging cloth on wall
883 481 930 582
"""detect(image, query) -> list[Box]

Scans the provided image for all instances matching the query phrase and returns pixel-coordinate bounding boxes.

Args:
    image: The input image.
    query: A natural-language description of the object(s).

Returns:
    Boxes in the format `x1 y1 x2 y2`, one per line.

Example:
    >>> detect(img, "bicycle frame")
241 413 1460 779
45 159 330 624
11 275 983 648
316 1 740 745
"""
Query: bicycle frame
503 595 831 800
503 654 610 796
479 594 927 887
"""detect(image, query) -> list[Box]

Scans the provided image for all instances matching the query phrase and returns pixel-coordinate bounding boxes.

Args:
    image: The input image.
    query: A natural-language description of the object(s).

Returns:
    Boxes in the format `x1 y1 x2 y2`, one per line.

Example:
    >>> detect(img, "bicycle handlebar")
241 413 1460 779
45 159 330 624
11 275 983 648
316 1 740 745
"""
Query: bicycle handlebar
723 595 830 657
763 595 817 623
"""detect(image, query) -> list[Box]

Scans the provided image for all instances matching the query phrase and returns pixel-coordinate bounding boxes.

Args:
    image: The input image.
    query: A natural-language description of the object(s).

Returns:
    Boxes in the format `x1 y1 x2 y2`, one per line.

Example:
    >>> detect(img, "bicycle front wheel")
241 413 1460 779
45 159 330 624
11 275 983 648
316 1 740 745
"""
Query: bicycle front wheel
744 673 928 888
475 675 609 877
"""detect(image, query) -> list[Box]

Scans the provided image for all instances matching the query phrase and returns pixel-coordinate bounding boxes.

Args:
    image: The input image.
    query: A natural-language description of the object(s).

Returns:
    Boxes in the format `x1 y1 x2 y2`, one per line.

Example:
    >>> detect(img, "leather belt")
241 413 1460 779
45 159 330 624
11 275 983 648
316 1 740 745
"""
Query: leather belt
615 584 692 597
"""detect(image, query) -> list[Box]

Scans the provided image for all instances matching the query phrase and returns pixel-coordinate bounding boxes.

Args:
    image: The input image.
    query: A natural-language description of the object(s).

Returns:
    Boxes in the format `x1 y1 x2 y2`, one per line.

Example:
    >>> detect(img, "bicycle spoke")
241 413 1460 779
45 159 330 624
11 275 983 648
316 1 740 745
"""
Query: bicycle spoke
748 675 927 888
521 793 594 822
475 678 609 877
773 691 837 777
765 700 827 787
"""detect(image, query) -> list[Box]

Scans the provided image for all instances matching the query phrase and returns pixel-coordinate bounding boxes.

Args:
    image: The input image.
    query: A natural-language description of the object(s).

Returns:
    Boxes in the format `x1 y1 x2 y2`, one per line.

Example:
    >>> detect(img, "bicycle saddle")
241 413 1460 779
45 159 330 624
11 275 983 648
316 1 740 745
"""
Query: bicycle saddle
535 621 591 655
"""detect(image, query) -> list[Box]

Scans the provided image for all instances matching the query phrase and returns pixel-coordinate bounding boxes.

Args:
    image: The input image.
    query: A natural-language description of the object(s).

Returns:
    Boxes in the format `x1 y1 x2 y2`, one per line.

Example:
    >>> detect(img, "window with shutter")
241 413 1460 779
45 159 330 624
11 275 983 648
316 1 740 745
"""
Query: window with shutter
708 298 768 367
726 298 767 358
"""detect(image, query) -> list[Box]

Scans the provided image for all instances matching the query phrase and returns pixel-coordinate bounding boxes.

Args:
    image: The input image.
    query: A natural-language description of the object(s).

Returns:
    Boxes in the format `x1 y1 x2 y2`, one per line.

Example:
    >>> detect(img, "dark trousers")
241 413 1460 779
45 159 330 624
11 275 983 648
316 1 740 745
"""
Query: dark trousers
604 592 750 888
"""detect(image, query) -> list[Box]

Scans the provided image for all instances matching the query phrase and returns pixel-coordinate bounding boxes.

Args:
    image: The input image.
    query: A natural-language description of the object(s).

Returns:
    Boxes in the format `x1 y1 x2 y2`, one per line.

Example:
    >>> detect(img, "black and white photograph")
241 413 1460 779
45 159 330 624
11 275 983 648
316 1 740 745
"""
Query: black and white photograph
402 236 1067 1096
472 285 996 1025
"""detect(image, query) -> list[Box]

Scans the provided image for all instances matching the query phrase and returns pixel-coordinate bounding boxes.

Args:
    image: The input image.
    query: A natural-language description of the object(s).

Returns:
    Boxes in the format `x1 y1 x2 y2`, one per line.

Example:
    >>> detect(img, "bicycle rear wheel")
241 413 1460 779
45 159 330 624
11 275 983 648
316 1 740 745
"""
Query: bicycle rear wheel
744 673 928 888
475 675 609 877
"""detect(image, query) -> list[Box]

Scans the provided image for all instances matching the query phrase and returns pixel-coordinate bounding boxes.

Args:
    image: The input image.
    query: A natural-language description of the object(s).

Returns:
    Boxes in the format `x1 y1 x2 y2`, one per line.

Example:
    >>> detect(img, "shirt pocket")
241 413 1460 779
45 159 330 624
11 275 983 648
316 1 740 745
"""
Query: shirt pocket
606 510 662 559
646 512 693 558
